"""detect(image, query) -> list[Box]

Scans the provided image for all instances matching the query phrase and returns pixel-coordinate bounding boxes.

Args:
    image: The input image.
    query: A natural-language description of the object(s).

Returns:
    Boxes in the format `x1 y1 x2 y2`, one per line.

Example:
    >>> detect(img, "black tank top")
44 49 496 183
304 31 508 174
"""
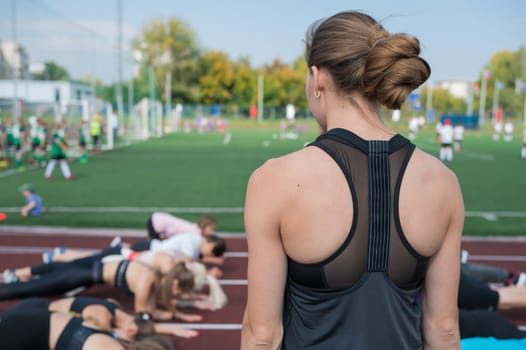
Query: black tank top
283 128 429 349
55 316 109 350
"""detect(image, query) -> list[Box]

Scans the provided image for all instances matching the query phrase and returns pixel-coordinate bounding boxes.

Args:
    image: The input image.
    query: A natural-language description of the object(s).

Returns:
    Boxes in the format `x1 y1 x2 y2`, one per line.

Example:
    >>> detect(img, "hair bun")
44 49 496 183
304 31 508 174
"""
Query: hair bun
364 34 431 109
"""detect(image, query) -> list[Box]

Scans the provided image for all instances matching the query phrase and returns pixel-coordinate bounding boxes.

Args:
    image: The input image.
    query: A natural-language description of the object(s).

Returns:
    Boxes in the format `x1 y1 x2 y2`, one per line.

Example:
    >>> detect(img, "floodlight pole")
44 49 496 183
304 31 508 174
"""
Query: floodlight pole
466 83 474 116
128 79 134 117
116 0 124 119
90 32 96 102
479 72 488 127
257 74 264 122
165 72 171 120
425 83 434 122
492 80 500 119
11 0 18 119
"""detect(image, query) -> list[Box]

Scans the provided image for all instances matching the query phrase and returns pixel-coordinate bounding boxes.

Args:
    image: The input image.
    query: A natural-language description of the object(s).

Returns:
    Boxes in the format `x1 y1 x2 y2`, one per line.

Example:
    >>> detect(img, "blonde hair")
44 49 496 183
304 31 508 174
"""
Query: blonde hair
305 11 430 110
188 262 207 291
188 262 228 310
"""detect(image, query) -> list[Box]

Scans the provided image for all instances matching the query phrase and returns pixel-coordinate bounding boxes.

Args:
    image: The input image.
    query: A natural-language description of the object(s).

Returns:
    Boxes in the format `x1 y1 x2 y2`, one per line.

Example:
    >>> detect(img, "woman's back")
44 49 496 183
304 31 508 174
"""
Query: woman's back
267 128 462 348
277 129 457 269
241 10 463 350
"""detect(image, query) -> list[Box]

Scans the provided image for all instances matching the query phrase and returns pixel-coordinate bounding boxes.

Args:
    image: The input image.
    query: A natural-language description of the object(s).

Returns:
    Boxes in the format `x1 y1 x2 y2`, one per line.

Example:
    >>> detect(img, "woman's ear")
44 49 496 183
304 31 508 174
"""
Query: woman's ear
310 65 320 89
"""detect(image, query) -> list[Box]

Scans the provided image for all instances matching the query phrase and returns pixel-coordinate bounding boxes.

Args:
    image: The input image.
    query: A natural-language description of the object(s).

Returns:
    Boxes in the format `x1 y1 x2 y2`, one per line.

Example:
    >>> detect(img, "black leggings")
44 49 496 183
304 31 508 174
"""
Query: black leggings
0 255 103 301
459 309 526 339
0 298 51 349
458 271 499 310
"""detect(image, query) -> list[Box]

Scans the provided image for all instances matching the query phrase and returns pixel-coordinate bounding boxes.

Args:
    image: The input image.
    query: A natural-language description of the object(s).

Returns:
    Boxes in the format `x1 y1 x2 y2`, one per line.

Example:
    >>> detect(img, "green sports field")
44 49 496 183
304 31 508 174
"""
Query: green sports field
1 120 525 236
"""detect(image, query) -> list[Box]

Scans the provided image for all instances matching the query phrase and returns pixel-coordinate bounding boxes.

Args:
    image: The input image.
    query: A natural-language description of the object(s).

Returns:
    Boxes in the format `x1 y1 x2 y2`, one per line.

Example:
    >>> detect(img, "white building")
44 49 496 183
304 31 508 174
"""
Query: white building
0 79 94 105
436 80 471 99
0 44 9 79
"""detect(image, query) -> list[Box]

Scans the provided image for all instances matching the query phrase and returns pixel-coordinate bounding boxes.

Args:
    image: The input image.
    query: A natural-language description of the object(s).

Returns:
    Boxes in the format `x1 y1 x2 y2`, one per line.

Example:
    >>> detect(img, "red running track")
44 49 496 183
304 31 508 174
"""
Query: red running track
1 226 526 348
0 227 247 350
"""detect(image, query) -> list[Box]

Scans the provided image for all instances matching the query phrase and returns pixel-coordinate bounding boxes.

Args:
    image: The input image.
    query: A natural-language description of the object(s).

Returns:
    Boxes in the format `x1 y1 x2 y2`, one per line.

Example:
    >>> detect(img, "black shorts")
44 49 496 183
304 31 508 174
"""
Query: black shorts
441 143 452 147
130 240 152 252
50 155 67 160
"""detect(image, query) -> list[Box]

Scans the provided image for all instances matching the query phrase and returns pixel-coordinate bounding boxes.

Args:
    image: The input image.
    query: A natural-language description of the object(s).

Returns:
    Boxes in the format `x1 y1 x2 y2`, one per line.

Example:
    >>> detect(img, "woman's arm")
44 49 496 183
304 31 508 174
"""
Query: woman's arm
153 323 199 338
422 172 463 350
133 269 157 314
21 200 35 216
241 162 287 350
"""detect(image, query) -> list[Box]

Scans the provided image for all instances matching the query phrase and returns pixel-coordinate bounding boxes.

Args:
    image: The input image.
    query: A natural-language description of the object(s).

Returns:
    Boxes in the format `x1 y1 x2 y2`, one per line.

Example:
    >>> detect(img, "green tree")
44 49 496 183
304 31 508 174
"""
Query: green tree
262 58 306 107
33 61 70 81
198 51 235 104
231 57 257 106
133 18 201 103
480 47 526 119
420 86 466 116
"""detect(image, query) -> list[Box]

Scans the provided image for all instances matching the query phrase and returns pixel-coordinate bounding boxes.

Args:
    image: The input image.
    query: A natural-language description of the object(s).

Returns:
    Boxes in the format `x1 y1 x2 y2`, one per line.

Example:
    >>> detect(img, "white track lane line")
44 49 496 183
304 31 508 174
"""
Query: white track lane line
0 226 246 238
164 323 241 330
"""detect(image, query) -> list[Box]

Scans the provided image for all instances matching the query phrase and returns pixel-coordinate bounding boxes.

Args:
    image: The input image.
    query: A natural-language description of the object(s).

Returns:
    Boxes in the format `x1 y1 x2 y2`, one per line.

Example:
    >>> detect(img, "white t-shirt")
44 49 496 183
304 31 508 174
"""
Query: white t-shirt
409 118 419 132
150 232 202 261
454 125 464 141
440 125 454 144
504 122 514 134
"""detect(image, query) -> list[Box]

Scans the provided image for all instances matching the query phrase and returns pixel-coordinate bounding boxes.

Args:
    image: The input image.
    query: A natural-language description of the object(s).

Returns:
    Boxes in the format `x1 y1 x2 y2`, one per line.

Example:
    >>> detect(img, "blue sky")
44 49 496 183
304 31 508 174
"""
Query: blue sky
0 0 525 85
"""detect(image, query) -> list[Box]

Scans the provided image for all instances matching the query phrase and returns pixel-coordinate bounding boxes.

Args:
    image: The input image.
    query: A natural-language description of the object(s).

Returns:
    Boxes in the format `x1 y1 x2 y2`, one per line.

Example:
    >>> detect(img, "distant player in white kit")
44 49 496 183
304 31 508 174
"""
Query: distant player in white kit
453 122 464 152
439 119 454 162
504 118 514 142
435 120 443 144
493 120 503 141
521 127 526 159
408 116 419 140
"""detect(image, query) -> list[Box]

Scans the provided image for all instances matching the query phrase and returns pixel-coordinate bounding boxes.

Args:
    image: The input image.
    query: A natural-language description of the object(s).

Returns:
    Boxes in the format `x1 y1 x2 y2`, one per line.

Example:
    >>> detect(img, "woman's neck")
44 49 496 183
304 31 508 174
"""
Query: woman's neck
324 92 394 140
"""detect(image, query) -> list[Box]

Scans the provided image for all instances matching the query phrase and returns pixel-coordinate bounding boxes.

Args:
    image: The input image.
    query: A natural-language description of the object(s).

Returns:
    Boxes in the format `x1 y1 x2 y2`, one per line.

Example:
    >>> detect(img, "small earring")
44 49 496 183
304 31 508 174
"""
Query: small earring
314 90 321 98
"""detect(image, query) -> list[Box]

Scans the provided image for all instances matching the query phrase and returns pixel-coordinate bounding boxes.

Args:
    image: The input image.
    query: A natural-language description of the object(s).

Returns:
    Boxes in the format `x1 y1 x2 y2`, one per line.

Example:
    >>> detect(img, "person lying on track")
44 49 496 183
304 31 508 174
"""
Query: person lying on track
48 296 199 339
0 297 174 350
44 232 227 273
0 250 200 322
459 270 526 312
33 245 228 311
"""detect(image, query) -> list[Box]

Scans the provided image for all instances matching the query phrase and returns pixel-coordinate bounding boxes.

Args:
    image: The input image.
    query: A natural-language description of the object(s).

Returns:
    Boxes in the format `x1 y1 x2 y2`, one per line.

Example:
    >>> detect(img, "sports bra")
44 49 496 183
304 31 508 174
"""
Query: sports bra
287 128 429 290
70 297 118 316
55 316 109 350
114 260 134 296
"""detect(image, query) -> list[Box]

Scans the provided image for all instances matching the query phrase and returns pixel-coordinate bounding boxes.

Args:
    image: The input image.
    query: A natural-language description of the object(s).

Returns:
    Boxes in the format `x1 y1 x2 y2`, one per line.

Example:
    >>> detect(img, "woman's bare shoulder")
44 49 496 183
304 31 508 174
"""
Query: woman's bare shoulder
411 148 460 186
251 147 324 179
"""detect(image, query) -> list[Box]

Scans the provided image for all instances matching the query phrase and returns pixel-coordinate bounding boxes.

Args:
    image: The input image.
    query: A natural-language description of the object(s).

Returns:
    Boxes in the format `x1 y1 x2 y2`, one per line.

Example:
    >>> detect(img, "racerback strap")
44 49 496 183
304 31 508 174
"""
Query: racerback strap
367 140 391 272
